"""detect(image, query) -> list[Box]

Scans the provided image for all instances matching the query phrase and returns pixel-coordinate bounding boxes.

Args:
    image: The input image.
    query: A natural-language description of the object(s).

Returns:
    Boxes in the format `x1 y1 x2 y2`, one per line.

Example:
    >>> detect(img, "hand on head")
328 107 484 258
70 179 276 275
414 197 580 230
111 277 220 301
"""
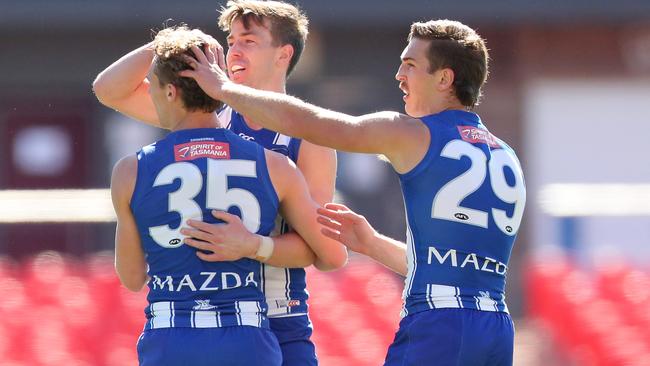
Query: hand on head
178 44 229 99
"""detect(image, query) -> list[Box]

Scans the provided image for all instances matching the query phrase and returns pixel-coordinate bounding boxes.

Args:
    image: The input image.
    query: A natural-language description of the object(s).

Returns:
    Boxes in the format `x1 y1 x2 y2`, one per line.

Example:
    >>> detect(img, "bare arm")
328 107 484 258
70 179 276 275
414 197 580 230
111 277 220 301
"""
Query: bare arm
317 203 407 276
268 151 347 271
294 141 346 270
181 211 317 268
180 46 430 173
111 155 148 291
92 42 161 126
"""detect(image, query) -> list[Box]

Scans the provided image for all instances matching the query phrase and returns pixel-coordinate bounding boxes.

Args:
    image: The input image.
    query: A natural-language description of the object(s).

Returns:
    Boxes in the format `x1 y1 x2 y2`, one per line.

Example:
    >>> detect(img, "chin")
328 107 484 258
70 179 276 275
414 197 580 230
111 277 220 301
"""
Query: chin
404 104 424 118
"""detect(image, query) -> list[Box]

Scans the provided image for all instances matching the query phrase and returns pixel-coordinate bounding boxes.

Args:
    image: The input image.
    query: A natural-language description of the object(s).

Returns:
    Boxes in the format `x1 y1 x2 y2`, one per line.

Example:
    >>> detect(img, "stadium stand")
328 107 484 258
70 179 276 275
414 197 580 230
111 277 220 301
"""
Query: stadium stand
0 252 403 366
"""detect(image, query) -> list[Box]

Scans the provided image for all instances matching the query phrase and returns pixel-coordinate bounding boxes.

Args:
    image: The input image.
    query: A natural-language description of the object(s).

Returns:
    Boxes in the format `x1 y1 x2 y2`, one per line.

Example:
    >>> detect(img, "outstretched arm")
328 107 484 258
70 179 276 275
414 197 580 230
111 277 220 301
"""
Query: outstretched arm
317 203 407 276
111 156 148 291
179 46 429 174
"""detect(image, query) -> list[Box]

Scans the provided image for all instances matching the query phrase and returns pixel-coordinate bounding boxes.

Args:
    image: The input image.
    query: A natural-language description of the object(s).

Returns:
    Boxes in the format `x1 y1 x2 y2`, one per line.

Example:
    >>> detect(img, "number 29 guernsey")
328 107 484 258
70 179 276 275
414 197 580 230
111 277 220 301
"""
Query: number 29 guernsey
399 110 526 317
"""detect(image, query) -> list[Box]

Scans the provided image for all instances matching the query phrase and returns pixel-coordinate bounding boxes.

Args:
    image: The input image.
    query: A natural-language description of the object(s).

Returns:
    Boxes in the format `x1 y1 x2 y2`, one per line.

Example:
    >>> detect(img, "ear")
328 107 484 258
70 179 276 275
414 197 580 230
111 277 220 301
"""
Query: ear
438 68 455 91
165 84 177 102
277 44 294 68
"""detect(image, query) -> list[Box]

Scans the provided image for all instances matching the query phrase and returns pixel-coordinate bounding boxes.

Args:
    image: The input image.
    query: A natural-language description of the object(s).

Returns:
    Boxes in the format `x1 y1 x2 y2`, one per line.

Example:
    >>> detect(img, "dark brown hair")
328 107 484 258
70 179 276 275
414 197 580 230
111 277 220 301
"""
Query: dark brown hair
218 0 308 76
409 20 489 108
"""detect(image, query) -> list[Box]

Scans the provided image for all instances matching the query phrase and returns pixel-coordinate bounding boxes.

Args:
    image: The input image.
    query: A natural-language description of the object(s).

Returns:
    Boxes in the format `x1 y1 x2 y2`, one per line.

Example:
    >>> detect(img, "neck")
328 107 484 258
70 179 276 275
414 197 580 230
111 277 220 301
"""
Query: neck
421 94 467 117
171 110 221 131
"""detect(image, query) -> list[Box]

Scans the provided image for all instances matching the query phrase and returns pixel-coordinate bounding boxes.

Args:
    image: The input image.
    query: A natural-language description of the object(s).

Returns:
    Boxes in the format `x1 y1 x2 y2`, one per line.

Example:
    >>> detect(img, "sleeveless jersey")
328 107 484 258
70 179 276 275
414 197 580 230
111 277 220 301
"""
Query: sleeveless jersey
130 128 280 329
218 106 308 318
399 110 526 317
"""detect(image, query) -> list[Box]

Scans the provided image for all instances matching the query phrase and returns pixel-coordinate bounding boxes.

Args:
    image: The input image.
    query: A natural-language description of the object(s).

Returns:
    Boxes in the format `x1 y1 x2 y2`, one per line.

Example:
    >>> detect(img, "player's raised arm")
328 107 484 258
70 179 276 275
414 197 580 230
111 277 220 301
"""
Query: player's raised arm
180 46 430 174
92 42 161 126
93 34 224 128
110 155 148 291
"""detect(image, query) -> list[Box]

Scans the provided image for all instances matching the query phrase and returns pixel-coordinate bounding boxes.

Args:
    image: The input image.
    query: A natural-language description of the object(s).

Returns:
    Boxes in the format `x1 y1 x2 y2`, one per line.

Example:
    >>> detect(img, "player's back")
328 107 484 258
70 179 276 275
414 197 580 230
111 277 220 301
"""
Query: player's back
130 127 279 330
399 110 526 317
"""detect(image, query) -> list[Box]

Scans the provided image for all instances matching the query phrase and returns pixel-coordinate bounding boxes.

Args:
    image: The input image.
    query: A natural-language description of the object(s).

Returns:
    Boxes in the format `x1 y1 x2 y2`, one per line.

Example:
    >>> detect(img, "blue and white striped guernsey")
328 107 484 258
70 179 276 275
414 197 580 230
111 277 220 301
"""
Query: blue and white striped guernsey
130 128 280 330
219 106 308 318
398 110 526 318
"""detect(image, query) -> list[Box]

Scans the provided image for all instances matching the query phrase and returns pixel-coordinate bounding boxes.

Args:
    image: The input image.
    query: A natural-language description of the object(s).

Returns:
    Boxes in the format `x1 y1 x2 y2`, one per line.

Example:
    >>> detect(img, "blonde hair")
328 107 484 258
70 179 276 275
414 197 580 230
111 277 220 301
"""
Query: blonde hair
152 26 222 113
218 0 308 75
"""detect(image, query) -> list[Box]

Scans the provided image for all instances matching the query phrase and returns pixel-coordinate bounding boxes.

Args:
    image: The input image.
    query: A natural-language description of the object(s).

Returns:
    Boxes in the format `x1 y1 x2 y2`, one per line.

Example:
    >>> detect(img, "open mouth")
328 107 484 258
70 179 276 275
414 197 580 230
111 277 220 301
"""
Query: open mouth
399 83 409 99
230 65 246 75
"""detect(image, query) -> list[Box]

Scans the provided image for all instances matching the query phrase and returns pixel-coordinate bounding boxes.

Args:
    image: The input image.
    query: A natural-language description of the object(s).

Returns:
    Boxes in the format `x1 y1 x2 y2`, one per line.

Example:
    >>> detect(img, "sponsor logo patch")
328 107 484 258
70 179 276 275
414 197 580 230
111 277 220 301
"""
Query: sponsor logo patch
457 126 500 148
174 141 230 161
275 299 301 308
193 299 218 310
287 300 301 307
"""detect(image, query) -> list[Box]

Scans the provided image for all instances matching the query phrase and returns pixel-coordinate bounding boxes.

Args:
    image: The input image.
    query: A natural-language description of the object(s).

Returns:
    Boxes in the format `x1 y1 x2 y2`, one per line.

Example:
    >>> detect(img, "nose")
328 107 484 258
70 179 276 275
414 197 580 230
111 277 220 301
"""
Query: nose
228 41 243 59
395 64 405 82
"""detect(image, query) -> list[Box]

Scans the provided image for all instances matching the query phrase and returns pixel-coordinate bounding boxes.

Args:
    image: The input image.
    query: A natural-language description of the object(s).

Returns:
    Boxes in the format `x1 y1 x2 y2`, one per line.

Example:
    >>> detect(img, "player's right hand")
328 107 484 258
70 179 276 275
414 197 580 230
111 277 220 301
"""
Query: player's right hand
316 203 377 256
179 45 228 100
181 210 259 262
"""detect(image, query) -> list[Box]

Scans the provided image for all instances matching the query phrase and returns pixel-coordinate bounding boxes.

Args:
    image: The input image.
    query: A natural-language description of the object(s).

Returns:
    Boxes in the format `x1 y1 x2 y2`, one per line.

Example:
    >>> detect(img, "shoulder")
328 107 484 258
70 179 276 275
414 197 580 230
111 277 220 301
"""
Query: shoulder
265 148 296 173
111 155 138 204
365 112 429 173
112 155 138 180
265 149 299 198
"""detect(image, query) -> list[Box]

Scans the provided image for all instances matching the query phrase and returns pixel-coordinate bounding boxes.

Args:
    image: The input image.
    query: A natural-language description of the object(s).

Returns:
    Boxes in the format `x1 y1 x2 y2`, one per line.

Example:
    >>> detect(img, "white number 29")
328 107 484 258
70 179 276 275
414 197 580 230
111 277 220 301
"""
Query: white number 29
431 140 525 236
149 160 261 248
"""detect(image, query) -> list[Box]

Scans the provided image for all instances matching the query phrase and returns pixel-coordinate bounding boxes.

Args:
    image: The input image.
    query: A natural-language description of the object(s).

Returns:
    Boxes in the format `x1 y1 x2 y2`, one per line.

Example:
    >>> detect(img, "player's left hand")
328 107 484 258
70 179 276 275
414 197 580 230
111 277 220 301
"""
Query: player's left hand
316 203 378 256
181 210 259 262
179 44 229 100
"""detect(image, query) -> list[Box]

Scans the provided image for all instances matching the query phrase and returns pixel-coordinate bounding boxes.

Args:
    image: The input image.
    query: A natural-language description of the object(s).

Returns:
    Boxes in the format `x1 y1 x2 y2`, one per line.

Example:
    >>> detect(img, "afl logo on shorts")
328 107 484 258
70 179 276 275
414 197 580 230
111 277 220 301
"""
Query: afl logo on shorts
454 213 469 221
169 238 182 247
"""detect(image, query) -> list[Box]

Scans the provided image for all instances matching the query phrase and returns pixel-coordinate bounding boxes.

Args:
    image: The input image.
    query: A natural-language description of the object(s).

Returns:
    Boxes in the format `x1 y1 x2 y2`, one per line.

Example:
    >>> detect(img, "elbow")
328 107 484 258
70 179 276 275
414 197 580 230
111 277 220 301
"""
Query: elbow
313 249 348 272
116 267 147 292
120 275 147 292
92 73 113 106
298 249 317 268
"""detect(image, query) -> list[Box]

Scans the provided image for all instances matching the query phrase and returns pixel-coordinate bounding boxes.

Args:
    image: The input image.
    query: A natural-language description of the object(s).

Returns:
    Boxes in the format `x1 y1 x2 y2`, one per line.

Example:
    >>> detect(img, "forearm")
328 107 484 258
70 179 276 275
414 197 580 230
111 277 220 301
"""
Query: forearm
263 232 316 268
93 42 154 105
364 233 408 277
115 262 148 292
220 83 368 153
114 237 148 291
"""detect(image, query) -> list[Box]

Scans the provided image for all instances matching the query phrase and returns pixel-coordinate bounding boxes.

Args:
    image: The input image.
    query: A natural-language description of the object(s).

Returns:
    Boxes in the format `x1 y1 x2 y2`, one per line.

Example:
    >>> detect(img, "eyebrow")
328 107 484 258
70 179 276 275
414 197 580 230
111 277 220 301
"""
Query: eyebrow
227 31 255 41
401 57 416 63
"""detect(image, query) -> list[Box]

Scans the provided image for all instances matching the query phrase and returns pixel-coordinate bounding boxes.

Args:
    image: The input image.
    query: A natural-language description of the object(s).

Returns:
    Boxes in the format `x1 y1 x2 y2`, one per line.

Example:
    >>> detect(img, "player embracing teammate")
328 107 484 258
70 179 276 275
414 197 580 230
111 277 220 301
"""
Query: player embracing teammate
181 16 526 366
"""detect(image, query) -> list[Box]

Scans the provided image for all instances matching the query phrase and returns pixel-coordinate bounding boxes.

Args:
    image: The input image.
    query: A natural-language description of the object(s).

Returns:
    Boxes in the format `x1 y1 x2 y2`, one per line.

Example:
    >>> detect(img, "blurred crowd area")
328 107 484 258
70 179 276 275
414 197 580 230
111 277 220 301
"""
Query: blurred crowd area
2 1 650 365
0 251 404 366
1 249 648 365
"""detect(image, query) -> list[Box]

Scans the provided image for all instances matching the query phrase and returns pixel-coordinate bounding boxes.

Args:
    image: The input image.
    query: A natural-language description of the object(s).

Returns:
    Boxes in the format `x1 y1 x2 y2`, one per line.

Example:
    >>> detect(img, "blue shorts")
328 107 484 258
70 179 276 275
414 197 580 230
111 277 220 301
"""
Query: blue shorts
270 315 318 366
384 309 514 366
137 326 282 366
